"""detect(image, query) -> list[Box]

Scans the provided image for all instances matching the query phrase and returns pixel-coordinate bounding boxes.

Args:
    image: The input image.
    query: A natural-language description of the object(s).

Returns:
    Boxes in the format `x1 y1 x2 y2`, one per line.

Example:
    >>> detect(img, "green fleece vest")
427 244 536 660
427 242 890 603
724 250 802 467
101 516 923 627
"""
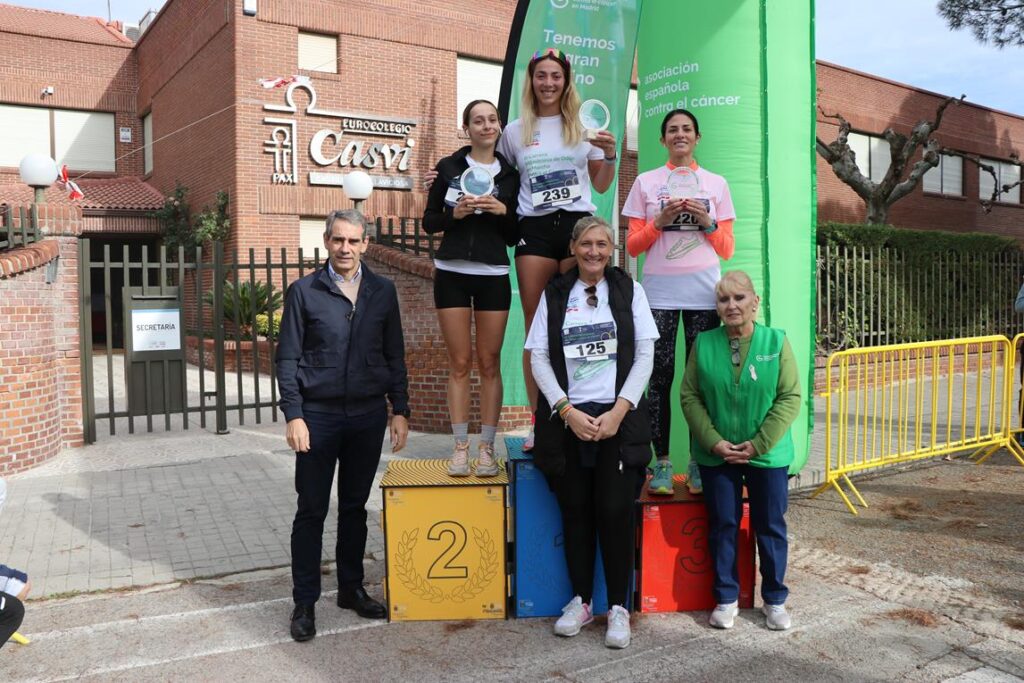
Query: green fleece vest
691 324 794 469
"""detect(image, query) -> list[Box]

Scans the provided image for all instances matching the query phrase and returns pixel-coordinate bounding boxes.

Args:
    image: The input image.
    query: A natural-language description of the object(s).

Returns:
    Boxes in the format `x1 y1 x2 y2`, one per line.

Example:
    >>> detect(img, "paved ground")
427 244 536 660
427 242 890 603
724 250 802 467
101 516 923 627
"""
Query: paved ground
0 421 458 597
2 357 1023 680
0 411 830 601
2 445 1023 682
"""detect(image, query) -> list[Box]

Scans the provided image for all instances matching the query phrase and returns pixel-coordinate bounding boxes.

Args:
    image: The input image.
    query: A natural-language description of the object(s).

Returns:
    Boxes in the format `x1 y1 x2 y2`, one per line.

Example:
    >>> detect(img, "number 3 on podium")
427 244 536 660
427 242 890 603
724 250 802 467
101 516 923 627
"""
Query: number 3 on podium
678 517 709 573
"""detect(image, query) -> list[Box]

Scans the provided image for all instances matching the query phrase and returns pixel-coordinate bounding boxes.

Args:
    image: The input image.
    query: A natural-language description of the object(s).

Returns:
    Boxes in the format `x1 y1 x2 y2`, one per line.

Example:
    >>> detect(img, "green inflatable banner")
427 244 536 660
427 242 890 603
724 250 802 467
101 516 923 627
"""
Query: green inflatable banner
498 0 642 407
498 0 815 474
635 0 815 474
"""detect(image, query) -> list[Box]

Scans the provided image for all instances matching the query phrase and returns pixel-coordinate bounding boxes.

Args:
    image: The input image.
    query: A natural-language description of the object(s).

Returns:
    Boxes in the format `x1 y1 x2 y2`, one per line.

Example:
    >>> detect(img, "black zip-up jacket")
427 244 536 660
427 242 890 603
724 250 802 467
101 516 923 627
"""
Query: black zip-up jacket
422 146 520 265
276 262 409 421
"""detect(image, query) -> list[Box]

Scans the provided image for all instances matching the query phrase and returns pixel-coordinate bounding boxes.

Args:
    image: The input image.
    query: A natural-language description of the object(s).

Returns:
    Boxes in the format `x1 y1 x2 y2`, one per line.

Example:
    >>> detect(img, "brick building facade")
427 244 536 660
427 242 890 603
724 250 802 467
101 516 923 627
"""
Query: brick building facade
816 61 1024 234
0 1 1022 471
3 4 1019 249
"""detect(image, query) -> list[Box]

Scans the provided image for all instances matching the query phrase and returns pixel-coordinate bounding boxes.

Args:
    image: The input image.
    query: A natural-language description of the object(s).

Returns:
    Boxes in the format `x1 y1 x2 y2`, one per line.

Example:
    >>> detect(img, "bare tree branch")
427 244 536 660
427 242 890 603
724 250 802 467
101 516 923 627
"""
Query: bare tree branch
815 96 965 224
816 107 875 202
944 150 1023 211
890 140 941 205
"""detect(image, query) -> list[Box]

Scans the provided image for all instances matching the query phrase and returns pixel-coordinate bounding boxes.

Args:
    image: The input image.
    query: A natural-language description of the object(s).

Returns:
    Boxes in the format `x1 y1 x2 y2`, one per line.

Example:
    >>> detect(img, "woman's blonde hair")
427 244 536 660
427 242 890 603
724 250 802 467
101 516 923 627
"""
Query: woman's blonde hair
715 270 758 298
571 215 615 244
520 54 583 148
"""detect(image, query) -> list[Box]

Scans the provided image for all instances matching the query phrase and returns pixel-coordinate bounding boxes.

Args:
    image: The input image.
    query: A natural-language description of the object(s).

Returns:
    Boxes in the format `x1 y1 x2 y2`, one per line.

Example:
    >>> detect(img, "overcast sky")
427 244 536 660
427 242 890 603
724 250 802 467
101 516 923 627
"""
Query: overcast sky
9 0 1024 115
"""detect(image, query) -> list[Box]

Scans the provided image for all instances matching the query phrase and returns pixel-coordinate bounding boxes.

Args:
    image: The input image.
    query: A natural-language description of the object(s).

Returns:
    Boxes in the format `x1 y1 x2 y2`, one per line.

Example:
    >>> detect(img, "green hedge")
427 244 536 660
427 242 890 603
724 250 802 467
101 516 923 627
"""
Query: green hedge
818 222 1020 256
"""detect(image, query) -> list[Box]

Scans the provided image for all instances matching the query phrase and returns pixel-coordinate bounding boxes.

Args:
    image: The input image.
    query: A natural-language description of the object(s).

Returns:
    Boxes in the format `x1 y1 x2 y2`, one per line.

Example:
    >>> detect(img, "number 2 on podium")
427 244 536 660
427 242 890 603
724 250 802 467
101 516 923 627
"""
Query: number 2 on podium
427 520 469 579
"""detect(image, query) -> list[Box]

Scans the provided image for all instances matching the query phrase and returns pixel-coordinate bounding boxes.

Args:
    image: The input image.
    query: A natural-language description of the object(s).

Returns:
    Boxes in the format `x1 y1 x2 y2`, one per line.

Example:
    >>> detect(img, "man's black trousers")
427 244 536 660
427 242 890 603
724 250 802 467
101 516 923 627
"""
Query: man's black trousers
291 408 387 606
0 593 24 649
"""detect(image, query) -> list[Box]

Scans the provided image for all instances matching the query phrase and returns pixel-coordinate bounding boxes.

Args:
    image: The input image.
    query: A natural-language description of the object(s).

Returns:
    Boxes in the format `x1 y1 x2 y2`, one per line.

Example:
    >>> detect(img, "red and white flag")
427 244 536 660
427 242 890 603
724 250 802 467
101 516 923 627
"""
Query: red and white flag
258 74 311 89
58 164 84 201
66 180 84 201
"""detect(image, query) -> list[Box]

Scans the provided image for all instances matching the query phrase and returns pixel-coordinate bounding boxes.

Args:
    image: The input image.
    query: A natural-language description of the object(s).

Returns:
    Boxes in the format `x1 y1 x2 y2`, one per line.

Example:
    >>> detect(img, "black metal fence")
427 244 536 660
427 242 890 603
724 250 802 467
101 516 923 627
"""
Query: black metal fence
0 205 42 251
79 239 334 442
79 233 1024 441
369 221 1024 353
374 216 441 257
816 244 1024 353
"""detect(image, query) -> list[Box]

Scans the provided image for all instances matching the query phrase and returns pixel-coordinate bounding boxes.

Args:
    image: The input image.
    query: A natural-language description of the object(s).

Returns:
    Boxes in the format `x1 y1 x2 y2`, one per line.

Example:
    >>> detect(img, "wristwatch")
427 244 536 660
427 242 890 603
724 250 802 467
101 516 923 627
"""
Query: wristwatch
392 407 411 419
704 219 718 235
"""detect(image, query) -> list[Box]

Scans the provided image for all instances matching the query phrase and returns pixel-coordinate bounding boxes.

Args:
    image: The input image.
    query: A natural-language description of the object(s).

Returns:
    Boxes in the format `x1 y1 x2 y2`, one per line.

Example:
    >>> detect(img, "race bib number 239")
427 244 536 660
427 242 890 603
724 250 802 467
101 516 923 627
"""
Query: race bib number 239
530 169 582 210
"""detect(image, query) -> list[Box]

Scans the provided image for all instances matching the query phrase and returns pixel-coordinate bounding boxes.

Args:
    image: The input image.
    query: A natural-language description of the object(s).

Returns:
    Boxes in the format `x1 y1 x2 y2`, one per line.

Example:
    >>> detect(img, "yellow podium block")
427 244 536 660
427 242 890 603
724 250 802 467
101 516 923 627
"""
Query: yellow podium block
381 459 508 622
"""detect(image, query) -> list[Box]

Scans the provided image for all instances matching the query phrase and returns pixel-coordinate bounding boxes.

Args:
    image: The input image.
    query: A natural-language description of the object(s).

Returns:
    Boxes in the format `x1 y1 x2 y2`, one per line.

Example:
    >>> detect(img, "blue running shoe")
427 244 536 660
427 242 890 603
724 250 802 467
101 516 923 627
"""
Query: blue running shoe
648 460 674 495
687 458 703 495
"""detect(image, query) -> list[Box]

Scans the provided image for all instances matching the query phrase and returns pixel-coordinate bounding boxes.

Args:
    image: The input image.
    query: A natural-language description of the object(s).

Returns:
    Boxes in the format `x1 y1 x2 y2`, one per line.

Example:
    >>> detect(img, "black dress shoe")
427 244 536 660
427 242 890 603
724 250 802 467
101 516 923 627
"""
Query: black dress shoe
337 585 387 619
290 603 316 641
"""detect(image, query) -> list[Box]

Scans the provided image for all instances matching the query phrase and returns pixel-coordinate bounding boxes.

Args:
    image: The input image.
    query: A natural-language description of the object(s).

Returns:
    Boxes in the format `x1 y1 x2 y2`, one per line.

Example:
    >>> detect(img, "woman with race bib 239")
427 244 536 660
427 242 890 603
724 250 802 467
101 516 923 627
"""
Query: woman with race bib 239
622 108 736 495
497 47 619 450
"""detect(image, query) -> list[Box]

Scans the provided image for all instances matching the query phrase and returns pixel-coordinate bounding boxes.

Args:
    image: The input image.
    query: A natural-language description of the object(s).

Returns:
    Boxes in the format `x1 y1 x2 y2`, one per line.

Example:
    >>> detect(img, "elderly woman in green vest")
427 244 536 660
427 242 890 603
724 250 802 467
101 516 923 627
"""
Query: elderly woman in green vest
680 270 801 632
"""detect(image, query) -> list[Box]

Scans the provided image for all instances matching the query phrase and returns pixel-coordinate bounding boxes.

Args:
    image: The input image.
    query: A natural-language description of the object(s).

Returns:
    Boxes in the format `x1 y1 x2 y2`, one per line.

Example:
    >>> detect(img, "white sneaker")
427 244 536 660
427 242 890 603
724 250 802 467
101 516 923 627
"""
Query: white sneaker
553 596 593 636
762 603 792 631
474 442 499 477
605 604 631 649
447 440 470 477
709 601 739 629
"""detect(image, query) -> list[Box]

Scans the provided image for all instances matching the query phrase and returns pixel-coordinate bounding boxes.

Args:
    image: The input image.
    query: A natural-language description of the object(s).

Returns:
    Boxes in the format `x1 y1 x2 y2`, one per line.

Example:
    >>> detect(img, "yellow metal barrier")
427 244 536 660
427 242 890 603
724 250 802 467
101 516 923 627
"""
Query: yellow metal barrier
810 335 1024 515
979 332 1024 465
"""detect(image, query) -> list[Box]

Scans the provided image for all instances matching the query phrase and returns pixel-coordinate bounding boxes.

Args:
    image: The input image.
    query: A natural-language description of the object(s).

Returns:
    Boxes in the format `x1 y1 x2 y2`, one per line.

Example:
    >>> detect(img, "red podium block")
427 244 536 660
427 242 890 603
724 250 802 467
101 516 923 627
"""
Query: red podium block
636 475 756 613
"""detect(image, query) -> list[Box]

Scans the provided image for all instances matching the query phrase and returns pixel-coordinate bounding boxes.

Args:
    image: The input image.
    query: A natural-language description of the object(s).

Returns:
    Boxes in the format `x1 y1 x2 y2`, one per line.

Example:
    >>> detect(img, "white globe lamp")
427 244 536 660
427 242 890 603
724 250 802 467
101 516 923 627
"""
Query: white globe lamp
342 170 374 213
19 154 58 204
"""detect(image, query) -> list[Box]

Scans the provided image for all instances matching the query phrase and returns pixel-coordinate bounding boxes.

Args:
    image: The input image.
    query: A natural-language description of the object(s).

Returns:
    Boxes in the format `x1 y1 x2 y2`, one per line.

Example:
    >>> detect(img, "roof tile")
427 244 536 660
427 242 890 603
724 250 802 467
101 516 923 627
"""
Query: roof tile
0 3 132 46
0 176 165 211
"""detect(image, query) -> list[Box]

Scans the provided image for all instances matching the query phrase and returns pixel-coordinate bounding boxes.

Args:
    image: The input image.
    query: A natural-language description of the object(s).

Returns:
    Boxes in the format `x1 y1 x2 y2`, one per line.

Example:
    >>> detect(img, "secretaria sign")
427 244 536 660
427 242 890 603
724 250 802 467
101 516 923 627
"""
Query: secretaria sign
132 309 181 352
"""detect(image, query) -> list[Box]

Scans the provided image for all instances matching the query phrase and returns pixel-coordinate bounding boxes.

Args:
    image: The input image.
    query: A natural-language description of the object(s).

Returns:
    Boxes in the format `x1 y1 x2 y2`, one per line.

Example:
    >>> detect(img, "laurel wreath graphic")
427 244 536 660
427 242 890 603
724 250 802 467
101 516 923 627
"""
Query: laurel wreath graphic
394 527 498 604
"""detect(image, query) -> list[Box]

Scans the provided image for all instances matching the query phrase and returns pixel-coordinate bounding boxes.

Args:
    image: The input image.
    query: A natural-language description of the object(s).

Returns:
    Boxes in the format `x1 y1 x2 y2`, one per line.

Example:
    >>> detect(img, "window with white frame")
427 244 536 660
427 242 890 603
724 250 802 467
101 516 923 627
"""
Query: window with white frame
0 104 115 171
299 217 326 257
626 87 639 152
143 113 153 175
456 57 502 126
847 131 889 183
298 32 338 73
922 153 963 197
979 157 1021 205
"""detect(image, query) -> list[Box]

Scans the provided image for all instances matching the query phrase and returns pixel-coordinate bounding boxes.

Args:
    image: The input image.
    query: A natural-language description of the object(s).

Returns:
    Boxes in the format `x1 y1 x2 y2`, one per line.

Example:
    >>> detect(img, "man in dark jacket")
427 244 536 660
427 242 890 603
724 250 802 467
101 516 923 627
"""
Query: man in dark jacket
276 209 409 642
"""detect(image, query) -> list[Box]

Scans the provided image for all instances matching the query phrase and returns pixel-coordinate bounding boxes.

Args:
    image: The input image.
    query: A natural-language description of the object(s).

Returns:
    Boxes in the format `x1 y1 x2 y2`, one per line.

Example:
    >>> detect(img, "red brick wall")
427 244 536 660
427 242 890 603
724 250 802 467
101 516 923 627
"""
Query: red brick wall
0 30 140 181
816 62 1024 236
364 244 530 434
134 0 236 229
0 205 84 475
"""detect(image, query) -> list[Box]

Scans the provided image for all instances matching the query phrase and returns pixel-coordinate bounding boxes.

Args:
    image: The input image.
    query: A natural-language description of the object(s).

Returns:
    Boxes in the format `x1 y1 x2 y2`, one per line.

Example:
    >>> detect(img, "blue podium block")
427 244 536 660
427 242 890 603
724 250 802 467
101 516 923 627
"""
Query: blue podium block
506 436 631 617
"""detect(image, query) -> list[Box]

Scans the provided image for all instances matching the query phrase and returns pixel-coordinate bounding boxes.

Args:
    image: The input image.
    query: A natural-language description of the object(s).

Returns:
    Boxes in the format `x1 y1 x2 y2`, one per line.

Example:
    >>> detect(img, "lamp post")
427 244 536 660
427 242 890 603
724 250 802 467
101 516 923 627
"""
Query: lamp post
19 154 58 204
342 170 374 215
